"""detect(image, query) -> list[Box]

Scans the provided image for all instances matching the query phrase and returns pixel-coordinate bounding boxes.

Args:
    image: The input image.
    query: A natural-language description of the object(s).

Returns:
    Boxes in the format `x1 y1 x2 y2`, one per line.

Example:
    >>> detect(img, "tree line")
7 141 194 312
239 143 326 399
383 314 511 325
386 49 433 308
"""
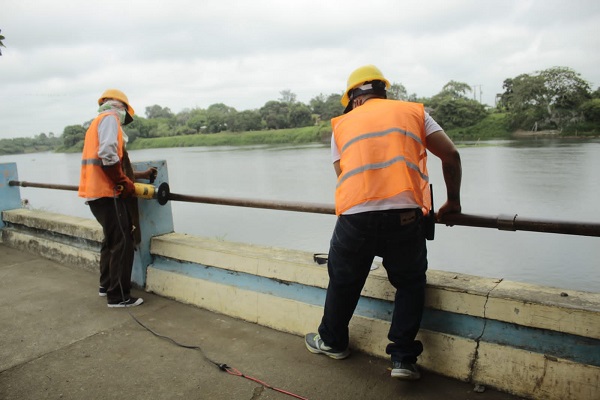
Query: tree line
1 66 598 155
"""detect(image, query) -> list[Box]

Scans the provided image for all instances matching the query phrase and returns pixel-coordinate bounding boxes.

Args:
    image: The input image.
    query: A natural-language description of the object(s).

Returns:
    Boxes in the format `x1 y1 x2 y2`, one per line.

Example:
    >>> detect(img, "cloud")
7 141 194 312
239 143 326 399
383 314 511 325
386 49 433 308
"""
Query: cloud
1 0 599 139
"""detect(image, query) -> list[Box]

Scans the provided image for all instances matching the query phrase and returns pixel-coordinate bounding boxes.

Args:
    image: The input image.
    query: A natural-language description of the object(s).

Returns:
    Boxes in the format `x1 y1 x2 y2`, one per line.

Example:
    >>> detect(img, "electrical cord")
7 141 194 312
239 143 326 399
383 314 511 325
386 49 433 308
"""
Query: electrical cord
110 189 309 400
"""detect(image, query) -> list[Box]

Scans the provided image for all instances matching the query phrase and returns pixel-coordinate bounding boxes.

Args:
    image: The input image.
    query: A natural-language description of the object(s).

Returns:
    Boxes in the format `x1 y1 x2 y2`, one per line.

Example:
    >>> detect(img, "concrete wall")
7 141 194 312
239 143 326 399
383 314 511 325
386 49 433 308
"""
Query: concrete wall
1 208 599 400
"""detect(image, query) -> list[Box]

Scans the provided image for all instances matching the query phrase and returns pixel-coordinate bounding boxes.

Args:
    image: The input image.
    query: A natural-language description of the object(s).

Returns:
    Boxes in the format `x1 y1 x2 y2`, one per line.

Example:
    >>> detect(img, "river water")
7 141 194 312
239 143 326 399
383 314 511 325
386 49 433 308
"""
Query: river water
2 138 599 293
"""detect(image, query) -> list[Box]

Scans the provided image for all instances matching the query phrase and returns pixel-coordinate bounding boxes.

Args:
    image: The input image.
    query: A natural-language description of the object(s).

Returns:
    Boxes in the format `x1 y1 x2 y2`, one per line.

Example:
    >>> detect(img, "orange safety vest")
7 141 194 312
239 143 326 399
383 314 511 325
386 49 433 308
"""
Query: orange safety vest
78 113 125 199
331 99 431 216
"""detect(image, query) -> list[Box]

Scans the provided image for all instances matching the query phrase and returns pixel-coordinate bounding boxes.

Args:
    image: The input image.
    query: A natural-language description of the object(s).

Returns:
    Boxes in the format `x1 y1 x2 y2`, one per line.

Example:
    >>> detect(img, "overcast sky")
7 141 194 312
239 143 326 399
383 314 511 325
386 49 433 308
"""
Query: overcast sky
1 0 599 140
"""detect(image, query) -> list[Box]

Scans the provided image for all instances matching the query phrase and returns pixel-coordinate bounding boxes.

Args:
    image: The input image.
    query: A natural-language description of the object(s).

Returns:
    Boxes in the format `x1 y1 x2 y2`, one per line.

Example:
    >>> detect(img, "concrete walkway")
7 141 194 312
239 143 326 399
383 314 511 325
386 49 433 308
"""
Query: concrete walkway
0 243 522 400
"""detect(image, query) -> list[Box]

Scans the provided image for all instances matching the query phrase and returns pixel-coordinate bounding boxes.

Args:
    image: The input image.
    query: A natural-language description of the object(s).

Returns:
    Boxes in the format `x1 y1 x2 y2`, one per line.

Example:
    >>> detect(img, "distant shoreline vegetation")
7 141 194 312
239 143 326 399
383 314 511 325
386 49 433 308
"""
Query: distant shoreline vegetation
2 65 600 155
126 114 598 151
127 124 332 150
1 113 598 156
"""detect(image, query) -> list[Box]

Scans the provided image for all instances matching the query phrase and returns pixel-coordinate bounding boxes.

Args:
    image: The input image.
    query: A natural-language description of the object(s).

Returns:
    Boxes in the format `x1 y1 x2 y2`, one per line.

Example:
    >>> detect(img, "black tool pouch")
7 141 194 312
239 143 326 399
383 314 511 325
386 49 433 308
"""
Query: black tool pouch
424 184 435 240
424 211 435 240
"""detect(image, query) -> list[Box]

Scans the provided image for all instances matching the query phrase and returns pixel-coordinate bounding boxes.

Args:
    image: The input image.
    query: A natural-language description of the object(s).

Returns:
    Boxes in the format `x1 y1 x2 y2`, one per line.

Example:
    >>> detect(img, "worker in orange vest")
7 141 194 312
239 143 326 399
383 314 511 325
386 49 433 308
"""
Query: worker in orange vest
79 89 155 308
305 65 462 380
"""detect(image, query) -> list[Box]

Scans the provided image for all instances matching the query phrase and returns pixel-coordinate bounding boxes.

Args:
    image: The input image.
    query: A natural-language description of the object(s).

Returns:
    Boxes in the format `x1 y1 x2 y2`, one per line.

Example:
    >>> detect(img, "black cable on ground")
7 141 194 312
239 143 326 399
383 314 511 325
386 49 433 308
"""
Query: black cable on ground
111 190 308 400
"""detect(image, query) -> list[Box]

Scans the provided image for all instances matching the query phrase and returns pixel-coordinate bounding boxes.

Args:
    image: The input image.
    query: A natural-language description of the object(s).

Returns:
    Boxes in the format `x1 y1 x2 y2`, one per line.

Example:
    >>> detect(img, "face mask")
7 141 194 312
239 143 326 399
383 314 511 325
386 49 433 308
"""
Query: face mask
115 109 127 125
98 100 127 125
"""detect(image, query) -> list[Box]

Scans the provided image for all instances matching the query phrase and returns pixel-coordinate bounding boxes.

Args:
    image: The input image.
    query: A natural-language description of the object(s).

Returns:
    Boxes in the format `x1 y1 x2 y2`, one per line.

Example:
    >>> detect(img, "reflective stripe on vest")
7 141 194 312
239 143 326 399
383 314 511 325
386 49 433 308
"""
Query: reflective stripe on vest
331 99 431 216
78 113 124 199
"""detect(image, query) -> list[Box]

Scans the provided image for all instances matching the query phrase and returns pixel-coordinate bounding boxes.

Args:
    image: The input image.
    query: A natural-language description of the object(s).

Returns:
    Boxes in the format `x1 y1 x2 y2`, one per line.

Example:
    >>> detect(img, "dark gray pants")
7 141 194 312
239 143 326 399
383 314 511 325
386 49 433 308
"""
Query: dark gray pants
88 197 134 303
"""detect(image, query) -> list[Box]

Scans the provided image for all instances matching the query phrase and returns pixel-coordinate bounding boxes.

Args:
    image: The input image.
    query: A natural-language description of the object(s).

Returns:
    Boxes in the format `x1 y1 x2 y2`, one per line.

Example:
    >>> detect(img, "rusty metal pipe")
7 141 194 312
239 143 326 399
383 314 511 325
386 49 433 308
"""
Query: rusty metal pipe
8 180 600 237
9 180 78 192
440 213 600 237
167 192 335 215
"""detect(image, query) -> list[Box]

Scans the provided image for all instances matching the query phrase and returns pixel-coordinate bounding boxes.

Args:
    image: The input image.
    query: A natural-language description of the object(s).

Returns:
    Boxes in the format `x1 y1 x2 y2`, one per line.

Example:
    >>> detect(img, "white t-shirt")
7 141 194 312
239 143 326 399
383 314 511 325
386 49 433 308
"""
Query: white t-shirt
331 111 442 215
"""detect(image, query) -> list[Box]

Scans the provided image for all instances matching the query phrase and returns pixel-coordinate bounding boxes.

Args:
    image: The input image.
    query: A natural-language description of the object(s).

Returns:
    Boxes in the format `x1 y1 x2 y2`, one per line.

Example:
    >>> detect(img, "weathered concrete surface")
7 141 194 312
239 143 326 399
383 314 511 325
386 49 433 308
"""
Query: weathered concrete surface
0 243 522 400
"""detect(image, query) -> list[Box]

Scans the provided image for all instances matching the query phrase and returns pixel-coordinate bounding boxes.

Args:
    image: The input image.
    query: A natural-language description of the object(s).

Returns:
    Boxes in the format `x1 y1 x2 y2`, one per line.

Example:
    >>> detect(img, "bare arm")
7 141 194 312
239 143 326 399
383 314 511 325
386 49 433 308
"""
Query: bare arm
426 130 462 220
333 160 341 177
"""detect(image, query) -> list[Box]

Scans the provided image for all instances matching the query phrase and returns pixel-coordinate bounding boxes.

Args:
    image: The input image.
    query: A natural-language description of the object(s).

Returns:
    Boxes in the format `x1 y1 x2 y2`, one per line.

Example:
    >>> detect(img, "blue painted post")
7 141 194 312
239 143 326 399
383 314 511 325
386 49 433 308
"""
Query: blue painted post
0 163 22 229
131 160 174 287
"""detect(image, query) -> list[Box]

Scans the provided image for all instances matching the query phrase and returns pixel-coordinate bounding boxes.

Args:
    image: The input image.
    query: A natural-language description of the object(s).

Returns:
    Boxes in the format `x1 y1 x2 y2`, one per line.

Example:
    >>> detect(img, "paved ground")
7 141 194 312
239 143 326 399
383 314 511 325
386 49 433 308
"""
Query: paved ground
0 243 523 400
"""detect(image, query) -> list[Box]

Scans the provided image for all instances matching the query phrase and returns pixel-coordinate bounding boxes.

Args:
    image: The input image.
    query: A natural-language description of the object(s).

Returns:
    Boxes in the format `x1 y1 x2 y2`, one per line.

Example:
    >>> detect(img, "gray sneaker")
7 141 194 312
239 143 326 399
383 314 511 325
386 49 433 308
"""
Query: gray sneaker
391 361 421 380
304 333 350 360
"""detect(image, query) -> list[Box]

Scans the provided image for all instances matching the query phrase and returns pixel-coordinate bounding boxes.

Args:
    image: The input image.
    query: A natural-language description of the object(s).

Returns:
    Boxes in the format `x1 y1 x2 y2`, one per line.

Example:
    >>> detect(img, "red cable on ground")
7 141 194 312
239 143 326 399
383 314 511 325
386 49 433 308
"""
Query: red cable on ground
224 365 309 400
126 309 309 399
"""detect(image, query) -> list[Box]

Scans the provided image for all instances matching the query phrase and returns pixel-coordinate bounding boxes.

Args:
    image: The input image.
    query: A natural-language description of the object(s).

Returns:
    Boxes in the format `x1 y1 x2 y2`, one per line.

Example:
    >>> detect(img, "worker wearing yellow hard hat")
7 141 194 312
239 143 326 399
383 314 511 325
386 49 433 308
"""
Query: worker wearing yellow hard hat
98 88 135 125
305 65 462 382
340 64 391 113
79 88 155 308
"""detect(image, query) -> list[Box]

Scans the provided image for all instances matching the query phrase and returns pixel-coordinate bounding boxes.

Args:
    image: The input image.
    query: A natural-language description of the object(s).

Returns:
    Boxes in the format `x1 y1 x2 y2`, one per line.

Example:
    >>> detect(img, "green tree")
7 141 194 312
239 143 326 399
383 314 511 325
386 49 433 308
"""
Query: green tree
580 99 600 123
310 93 344 122
279 90 297 104
427 81 487 129
145 104 175 119
260 101 290 129
186 108 208 133
500 67 591 130
0 29 5 55
387 83 408 100
206 103 236 133
128 115 158 138
232 110 263 132
289 103 313 128
61 125 86 149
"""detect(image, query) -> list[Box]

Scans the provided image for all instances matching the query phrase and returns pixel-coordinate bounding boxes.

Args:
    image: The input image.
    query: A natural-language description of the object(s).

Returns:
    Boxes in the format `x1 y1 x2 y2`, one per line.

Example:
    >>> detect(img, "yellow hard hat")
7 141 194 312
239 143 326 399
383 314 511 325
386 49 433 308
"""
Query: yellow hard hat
341 65 391 107
98 88 135 116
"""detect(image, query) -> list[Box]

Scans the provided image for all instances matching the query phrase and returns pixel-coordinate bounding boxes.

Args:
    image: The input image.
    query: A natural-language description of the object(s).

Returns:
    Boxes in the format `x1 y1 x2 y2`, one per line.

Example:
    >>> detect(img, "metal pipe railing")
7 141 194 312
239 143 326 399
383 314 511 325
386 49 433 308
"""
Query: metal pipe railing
8 180 600 237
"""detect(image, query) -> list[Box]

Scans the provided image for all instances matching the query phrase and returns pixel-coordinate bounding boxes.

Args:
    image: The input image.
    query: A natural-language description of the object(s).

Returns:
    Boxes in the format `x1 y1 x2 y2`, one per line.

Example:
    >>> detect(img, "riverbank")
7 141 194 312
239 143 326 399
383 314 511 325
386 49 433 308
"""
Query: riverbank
127 124 332 150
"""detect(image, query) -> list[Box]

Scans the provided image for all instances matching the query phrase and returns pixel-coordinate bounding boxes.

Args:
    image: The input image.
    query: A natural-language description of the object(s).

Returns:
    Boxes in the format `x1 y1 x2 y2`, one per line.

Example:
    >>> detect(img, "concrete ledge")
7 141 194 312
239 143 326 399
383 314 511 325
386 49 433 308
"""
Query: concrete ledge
152 233 600 339
1 229 99 273
2 209 103 242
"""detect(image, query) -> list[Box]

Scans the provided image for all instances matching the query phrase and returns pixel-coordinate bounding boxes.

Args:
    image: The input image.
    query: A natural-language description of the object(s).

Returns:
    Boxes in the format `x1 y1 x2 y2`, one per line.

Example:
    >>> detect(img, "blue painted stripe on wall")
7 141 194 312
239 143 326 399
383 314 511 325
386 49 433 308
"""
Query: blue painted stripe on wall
152 257 600 366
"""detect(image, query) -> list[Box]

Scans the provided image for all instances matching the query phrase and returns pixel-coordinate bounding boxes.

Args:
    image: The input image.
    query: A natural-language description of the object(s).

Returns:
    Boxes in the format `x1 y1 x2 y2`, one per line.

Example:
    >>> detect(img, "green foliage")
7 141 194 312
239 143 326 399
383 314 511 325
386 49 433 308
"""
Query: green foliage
206 103 237 133
260 101 290 130
186 108 208 133
233 110 263 132
446 112 511 140
288 103 313 127
387 83 408 100
309 93 344 121
60 125 86 148
0 29 5 55
0 134 62 155
145 104 174 119
580 98 600 123
426 80 488 129
438 81 473 100
500 66 593 131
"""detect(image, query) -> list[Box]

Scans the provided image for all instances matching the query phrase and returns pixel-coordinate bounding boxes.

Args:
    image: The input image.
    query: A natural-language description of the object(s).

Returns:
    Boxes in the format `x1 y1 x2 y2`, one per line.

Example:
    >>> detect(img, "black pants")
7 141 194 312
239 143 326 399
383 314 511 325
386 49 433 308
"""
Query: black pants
318 209 427 363
88 197 134 303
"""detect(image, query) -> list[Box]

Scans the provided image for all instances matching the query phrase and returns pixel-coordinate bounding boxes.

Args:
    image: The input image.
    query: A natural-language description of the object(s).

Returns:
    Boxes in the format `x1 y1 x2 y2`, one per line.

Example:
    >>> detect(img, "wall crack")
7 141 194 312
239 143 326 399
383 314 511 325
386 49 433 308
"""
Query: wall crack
467 278 503 382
